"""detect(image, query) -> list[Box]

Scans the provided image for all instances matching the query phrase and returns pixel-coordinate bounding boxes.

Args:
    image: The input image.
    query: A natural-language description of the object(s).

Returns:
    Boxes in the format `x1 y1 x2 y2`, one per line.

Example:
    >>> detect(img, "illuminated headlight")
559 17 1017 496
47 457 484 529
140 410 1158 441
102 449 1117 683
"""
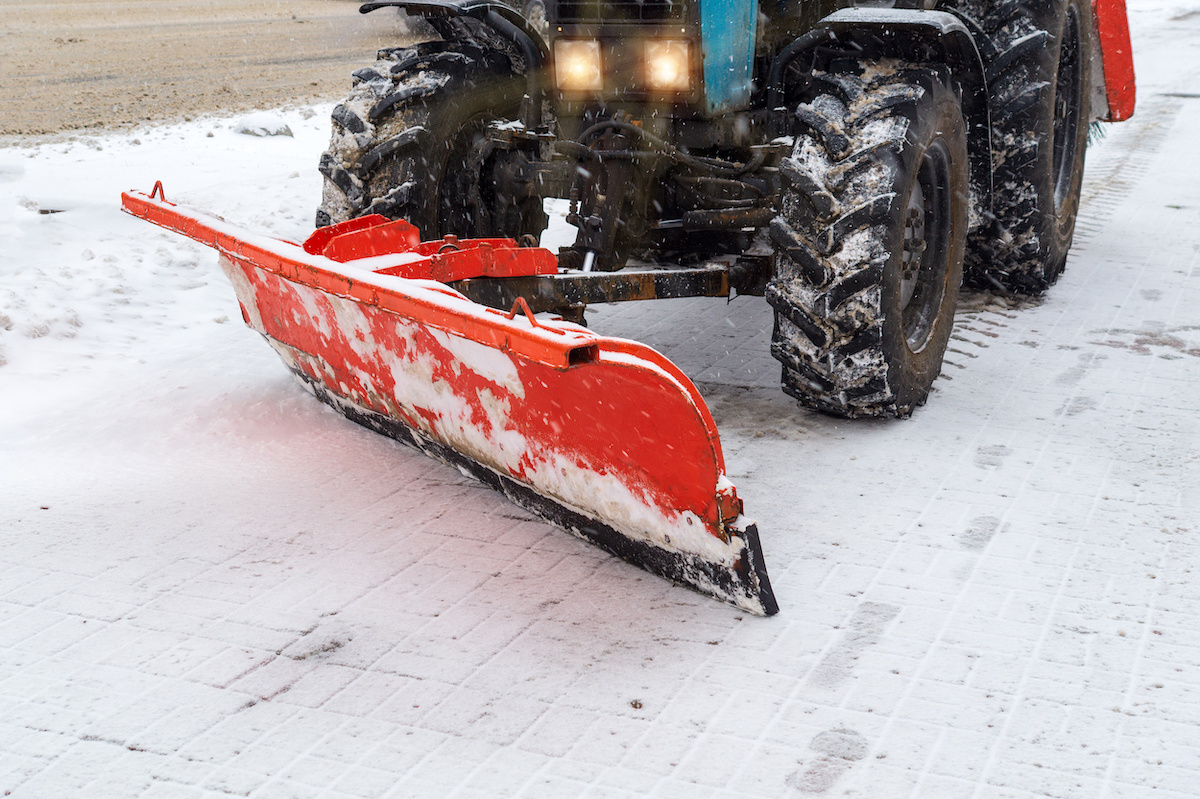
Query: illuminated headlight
644 40 690 92
555 39 602 92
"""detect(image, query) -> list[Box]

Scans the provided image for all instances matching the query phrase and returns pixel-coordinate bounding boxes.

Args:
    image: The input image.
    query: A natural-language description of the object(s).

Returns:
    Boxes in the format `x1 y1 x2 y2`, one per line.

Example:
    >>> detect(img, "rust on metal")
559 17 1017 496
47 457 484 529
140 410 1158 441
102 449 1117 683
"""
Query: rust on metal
450 266 731 314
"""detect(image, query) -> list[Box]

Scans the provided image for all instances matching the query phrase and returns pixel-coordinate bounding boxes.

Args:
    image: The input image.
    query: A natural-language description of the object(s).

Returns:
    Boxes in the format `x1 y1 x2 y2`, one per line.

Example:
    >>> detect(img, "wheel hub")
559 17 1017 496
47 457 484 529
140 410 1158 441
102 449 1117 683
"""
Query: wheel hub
898 141 953 354
901 201 927 308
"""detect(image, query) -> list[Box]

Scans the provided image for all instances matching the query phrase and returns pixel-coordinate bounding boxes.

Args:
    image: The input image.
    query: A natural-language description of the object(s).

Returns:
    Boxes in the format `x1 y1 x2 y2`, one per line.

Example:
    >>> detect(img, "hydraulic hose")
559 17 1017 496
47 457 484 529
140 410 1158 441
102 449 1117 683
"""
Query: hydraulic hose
766 29 835 138
576 119 747 176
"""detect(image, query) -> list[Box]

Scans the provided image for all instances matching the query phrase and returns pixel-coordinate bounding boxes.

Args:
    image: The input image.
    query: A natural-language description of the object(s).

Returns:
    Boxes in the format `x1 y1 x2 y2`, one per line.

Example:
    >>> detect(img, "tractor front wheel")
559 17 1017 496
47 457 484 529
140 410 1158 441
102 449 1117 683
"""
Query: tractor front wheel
767 62 968 418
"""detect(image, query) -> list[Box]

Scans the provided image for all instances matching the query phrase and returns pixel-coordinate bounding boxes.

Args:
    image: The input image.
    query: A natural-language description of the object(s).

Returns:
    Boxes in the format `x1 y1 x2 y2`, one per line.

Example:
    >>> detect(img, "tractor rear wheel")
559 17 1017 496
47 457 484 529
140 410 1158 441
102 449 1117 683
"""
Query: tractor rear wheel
767 63 968 418
960 0 1092 293
315 41 547 242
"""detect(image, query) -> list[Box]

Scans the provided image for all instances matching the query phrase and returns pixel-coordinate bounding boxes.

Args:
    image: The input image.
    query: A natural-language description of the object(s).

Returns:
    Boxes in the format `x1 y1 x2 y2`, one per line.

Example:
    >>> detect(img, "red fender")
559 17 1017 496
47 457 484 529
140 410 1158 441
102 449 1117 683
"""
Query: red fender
1093 0 1136 121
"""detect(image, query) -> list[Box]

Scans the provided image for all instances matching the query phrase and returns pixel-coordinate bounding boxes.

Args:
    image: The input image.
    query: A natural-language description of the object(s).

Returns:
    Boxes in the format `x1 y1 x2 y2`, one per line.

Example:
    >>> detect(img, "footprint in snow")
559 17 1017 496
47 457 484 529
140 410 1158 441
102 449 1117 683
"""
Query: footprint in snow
785 728 869 793
974 444 1011 469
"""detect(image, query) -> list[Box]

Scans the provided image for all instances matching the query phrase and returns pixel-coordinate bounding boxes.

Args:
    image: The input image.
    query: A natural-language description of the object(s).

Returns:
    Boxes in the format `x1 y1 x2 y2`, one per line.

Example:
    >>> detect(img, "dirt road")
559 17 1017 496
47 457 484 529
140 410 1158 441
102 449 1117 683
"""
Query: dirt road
0 0 417 137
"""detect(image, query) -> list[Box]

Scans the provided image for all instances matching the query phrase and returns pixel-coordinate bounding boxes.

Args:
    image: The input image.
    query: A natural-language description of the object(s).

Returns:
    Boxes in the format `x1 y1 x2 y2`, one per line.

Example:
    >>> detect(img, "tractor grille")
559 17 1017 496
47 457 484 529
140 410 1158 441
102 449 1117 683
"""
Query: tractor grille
555 0 684 23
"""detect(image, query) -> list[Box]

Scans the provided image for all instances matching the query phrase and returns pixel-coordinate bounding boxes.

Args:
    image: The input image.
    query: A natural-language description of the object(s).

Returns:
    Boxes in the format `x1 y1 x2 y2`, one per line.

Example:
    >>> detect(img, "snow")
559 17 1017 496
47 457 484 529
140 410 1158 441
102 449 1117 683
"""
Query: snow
233 112 295 139
4 3 1200 796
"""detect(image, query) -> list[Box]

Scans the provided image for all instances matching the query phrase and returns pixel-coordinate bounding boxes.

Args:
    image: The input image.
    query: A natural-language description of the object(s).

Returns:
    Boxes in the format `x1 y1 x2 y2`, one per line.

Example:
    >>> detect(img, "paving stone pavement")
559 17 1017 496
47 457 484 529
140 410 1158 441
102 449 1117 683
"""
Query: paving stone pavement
5 14 1200 799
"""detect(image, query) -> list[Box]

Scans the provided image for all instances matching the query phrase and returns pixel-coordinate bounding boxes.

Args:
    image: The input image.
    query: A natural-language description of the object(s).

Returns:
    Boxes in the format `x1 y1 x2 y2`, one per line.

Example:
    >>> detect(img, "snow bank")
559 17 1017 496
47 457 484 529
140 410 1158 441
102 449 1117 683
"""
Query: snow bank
233 111 295 138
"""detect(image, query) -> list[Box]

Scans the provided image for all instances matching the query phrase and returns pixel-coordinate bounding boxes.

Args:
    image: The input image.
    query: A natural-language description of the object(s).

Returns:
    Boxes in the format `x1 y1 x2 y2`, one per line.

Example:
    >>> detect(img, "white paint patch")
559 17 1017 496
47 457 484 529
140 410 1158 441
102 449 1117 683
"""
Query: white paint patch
291 284 334 341
217 256 264 332
428 328 525 399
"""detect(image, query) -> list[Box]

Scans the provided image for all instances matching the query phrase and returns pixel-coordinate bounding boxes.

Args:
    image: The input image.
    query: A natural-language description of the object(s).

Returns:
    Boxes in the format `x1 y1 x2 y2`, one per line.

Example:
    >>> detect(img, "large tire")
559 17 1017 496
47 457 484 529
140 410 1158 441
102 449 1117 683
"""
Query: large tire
767 63 968 419
316 41 547 241
960 0 1092 293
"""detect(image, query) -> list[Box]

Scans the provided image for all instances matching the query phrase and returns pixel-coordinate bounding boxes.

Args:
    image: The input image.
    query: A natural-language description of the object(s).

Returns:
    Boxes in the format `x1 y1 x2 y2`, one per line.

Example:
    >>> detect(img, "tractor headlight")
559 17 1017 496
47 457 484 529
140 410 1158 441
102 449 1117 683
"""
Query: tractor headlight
644 40 690 92
554 39 603 92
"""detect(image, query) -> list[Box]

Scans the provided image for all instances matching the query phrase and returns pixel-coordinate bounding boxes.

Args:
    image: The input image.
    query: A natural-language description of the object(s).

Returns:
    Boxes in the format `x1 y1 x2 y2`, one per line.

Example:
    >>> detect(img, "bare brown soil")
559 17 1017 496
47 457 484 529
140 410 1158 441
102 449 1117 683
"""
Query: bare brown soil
0 0 418 137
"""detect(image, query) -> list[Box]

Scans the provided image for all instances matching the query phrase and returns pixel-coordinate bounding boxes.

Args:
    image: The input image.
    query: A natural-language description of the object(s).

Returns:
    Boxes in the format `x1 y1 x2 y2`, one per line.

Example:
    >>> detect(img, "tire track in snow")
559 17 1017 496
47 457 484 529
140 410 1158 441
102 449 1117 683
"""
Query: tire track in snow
942 293 1038 377
1073 97 1185 246
940 98 1183 378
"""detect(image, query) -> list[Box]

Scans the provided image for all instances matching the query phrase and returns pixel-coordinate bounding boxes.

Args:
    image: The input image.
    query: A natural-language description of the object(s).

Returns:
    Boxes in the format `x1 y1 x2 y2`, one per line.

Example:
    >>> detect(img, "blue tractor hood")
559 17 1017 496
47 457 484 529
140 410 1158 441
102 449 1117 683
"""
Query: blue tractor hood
700 0 757 114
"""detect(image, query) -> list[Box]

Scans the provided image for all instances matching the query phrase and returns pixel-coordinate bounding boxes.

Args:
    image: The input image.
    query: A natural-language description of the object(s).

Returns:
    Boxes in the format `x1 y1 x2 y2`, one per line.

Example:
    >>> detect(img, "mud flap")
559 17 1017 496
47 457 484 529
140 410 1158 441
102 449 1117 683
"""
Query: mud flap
121 186 778 615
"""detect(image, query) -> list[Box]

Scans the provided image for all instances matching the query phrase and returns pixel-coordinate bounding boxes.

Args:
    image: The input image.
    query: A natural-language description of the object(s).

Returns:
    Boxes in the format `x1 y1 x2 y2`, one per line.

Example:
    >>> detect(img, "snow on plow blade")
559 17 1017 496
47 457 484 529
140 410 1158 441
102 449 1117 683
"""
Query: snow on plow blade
121 186 778 615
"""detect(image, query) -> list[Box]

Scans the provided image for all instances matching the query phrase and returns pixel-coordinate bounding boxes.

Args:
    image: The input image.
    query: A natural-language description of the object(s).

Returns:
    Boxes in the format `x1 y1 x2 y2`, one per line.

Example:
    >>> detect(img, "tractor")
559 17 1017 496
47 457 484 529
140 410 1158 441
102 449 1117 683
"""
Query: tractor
315 0 1135 419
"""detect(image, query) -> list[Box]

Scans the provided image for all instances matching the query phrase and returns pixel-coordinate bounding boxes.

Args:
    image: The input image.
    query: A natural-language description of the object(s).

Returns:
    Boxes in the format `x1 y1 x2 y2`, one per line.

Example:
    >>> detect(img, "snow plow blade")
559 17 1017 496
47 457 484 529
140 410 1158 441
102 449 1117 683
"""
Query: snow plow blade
121 186 778 615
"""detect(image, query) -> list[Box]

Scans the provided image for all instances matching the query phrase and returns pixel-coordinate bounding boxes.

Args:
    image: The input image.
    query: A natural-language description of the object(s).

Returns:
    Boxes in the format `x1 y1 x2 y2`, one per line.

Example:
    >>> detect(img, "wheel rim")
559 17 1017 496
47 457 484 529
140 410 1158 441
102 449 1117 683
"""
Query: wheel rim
1052 5 1084 215
899 139 954 353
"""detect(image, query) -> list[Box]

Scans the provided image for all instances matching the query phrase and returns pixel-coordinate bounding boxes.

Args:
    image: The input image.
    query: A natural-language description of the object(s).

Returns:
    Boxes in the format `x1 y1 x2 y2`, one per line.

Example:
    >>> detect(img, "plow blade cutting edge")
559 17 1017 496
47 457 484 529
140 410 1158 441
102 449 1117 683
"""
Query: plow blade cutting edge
121 186 778 615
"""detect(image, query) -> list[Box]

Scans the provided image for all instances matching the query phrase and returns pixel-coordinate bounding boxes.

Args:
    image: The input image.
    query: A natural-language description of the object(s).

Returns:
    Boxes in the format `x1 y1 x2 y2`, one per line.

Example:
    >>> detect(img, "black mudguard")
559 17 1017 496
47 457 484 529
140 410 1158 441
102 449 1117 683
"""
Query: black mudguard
768 8 993 215
360 0 547 125
361 1 547 57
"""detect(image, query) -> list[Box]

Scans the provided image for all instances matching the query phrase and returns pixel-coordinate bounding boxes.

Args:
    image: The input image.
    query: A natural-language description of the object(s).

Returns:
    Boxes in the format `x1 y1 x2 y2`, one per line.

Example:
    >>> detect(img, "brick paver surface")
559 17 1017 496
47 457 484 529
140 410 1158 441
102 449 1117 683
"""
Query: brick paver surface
3 5 1200 797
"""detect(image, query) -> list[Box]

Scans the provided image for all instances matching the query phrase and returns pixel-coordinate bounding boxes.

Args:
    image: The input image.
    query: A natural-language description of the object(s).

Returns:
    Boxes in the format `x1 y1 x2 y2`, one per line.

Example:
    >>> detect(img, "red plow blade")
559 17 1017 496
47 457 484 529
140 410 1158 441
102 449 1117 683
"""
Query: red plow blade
121 186 778 615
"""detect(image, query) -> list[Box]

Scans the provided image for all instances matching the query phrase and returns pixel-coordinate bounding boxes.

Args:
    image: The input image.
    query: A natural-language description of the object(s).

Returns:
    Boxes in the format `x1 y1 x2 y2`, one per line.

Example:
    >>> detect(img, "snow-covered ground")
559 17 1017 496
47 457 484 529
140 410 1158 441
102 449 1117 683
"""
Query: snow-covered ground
3 3 1200 796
